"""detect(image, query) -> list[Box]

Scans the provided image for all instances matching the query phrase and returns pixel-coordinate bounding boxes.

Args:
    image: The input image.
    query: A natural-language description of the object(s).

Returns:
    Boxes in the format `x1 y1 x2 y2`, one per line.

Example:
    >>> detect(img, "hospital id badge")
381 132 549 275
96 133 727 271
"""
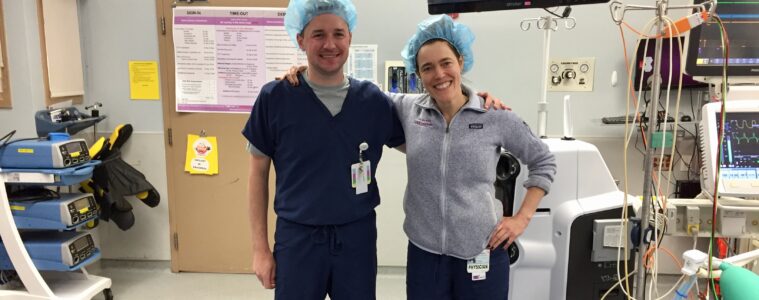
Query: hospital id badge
472 272 487 281
351 161 371 195
466 249 490 274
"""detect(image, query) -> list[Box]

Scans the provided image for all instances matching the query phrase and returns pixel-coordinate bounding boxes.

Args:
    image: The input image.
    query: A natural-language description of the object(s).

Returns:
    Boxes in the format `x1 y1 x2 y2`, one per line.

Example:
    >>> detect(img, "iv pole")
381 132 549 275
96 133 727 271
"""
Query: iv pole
610 1 715 298
521 13 576 138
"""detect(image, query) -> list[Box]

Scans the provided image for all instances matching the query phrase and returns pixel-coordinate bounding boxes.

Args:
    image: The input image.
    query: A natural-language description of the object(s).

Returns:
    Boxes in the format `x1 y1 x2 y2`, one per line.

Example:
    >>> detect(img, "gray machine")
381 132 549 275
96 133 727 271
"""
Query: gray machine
505 139 635 299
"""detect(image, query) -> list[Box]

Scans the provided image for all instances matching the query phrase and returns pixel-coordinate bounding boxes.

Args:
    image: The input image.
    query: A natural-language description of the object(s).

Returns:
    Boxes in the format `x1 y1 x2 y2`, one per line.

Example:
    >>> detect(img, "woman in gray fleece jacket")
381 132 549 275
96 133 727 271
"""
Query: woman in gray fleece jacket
280 14 555 299
394 15 557 300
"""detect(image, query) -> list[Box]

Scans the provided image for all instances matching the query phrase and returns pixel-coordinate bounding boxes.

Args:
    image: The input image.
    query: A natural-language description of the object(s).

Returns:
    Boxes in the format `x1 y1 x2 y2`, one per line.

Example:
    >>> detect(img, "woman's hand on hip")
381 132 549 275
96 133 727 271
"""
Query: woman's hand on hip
488 214 530 250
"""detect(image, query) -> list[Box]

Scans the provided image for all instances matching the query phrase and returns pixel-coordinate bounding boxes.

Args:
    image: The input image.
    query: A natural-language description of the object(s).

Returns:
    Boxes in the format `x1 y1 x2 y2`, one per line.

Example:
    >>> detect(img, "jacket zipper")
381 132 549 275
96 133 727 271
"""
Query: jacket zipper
430 96 470 254
439 108 465 254
440 125 450 254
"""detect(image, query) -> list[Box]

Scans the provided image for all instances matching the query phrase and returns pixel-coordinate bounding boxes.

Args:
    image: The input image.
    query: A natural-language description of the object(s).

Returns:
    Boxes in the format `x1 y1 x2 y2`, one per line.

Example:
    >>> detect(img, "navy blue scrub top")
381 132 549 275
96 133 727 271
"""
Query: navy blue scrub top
242 75 405 226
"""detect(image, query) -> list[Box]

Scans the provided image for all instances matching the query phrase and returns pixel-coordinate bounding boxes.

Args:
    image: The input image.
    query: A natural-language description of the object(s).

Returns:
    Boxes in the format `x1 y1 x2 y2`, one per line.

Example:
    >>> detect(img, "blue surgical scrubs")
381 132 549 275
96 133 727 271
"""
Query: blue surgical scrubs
242 75 404 299
407 242 511 300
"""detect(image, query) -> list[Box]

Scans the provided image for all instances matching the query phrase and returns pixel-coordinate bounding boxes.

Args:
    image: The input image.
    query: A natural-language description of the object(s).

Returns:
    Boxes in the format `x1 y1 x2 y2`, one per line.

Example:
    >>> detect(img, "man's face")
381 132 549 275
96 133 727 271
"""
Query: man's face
297 14 352 78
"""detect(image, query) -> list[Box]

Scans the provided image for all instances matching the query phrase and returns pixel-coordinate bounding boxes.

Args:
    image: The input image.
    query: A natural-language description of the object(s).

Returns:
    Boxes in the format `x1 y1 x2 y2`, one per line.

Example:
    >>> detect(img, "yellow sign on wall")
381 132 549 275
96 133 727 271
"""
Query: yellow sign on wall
129 60 160 100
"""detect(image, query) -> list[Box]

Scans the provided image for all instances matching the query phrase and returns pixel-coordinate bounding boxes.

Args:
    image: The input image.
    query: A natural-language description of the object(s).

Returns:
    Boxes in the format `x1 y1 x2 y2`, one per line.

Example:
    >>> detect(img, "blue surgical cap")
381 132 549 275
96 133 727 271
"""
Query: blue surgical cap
401 15 475 74
284 0 358 48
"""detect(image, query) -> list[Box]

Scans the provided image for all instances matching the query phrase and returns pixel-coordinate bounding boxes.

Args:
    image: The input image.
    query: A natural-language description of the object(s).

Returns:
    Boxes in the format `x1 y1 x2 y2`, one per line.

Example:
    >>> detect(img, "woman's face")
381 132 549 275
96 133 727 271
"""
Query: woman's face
416 40 464 103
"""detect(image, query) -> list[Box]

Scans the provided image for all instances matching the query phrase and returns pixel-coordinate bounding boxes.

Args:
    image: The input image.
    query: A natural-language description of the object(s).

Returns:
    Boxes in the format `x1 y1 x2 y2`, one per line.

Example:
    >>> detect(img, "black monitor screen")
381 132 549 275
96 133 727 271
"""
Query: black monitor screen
633 37 707 91
686 0 759 76
427 0 610 14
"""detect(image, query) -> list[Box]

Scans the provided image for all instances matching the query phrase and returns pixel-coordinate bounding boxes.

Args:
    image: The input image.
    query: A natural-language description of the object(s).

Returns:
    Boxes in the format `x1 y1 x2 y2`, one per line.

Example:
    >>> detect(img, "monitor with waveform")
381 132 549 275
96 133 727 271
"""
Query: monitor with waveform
700 100 759 197
685 0 759 78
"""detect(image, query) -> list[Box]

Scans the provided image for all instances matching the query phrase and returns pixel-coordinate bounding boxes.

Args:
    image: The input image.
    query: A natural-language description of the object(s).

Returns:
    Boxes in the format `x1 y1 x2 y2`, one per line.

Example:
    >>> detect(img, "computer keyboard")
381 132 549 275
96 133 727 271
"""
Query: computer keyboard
602 115 636 124
602 115 675 125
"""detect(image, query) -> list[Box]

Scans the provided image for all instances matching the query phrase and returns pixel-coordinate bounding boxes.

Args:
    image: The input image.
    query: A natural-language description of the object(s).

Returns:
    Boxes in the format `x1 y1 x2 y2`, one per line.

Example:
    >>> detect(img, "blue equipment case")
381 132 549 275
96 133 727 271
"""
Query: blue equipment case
0 160 100 186
0 231 101 271
0 133 90 169
10 193 99 230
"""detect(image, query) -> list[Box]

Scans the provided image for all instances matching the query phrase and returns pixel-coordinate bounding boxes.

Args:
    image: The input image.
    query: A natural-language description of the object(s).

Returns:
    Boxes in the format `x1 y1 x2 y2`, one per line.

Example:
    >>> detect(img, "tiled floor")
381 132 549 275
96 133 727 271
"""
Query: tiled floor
0 261 694 300
89 260 406 300
81 260 692 300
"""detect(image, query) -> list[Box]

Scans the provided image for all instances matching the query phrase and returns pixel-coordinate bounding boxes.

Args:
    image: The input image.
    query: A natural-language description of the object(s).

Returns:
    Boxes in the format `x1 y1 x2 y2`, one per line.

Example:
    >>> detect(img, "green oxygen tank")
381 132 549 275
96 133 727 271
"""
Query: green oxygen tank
719 262 759 300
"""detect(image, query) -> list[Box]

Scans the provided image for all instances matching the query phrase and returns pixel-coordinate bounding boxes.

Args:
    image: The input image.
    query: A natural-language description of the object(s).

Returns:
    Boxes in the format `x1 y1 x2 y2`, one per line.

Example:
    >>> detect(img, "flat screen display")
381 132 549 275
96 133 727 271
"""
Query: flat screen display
699 101 759 197
686 0 759 76
718 112 759 180
427 0 611 14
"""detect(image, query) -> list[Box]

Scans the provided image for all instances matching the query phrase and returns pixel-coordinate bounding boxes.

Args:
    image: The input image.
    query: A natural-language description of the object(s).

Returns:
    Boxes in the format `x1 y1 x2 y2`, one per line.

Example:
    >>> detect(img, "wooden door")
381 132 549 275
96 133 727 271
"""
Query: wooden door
155 0 287 273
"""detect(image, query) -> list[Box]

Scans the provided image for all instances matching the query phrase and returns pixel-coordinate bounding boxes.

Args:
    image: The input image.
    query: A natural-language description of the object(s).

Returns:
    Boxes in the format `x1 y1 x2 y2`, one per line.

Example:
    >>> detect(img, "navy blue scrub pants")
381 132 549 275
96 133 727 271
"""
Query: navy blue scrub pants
406 242 510 300
273 211 377 300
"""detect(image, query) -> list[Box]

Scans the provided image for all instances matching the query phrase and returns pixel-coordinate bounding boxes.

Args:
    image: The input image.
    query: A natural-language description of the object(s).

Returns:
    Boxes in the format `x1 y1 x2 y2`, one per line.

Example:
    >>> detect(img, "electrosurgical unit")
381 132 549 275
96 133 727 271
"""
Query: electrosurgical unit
0 133 90 169
0 231 100 271
9 193 98 230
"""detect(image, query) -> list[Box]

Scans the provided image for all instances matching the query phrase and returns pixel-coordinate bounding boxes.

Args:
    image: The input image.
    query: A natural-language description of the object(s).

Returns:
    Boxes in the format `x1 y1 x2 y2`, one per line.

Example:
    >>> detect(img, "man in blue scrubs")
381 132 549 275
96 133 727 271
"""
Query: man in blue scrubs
242 0 404 299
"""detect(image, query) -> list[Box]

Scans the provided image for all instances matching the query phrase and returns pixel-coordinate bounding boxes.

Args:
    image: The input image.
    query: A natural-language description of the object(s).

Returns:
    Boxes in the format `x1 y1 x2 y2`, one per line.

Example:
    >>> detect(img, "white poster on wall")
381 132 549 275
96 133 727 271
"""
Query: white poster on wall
345 44 378 87
173 7 306 113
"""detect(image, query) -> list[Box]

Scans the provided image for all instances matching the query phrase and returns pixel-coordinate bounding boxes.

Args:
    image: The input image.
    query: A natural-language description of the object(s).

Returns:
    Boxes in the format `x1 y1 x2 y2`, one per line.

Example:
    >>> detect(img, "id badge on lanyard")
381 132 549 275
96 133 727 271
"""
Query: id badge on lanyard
467 249 490 281
351 142 371 195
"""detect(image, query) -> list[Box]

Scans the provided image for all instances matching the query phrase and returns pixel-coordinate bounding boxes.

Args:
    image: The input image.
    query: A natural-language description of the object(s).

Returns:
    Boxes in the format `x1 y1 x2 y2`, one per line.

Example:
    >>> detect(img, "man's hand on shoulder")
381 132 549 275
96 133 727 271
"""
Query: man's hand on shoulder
276 65 308 86
478 91 510 111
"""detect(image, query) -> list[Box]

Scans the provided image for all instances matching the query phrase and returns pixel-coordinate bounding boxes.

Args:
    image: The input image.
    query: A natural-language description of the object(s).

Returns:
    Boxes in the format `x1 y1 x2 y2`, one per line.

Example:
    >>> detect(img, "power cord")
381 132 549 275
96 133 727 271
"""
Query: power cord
0 130 46 151
0 130 15 147
7 186 61 202
0 270 19 286
543 6 572 18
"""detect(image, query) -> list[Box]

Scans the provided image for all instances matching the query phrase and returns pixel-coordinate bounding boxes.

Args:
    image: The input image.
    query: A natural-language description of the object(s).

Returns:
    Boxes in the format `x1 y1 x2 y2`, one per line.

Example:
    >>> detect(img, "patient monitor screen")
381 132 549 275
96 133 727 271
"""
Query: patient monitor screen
691 0 759 68
718 112 759 180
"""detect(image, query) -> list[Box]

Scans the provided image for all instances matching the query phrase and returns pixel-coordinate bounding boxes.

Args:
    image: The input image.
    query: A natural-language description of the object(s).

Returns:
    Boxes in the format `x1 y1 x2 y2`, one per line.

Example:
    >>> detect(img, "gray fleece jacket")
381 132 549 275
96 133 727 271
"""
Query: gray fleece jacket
390 84 556 260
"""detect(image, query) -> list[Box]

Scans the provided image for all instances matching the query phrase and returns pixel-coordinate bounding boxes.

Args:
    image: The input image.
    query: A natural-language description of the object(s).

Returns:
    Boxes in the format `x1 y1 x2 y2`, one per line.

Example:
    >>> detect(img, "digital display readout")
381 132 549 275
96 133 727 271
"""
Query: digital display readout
73 198 89 210
65 142 82 153
72 236 90 252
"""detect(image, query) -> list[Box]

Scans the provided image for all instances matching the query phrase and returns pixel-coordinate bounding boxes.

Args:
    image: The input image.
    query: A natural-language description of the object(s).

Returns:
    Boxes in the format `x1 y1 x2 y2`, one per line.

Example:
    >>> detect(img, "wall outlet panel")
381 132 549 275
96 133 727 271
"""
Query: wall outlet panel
664 198 759 238
547 57 595 92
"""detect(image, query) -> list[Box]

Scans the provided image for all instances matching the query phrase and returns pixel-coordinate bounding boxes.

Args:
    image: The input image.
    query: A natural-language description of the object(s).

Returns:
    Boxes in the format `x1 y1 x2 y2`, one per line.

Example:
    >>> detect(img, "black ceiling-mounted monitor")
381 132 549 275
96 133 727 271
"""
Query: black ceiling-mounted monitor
428 0 611 14
685 0 759 77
